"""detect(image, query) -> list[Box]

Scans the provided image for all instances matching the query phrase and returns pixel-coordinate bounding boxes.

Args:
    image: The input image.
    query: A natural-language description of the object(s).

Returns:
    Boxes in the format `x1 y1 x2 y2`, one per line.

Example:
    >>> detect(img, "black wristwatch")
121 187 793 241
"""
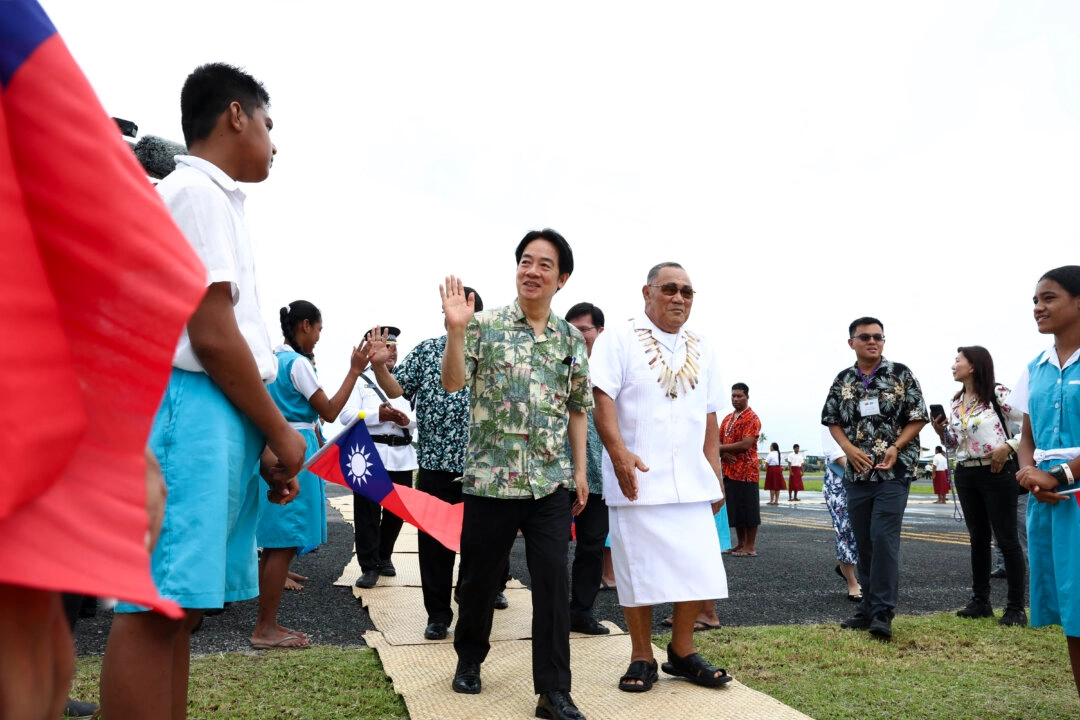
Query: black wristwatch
1048 464 1071 485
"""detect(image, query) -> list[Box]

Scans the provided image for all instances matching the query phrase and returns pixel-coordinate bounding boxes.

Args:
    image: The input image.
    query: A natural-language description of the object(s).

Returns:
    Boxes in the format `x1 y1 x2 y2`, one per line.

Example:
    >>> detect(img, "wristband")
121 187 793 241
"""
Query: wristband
1056 463 1075 483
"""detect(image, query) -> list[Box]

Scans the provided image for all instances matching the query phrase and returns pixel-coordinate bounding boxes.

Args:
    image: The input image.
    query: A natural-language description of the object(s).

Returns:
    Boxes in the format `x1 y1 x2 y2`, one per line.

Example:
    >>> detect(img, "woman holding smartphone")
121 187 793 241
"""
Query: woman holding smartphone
931 346 1026 626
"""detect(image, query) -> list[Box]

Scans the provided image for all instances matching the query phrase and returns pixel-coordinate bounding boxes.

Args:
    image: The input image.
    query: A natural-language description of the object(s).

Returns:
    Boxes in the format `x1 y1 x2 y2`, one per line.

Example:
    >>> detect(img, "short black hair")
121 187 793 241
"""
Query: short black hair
181 63 270 147
848 316 884 338
1040 266 1080 297
565 302 604 328
647 262 685 284
463 286 484 313
515 228 573 276
732 382 749 394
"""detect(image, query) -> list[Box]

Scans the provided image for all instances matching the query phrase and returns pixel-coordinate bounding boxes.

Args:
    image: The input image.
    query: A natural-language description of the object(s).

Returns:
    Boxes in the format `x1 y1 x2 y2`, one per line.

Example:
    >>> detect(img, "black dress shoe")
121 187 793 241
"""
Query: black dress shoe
378 559 397 577
569 614 610 635
535 690 585 720
493 592 509 610
840 613 871 630
452 660 482 694
424 621 448 640
869 613 893 640
354 569 379 589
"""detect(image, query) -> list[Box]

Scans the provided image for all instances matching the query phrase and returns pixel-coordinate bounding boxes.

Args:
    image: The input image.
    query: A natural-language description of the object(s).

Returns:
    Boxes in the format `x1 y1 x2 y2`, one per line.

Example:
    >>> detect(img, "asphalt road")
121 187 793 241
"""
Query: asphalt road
74 483 1016 657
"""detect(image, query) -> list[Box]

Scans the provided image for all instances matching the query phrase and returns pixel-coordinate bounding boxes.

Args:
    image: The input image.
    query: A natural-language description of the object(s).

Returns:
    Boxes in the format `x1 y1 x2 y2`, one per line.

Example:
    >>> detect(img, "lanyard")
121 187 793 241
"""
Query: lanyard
958 393 979 427
857 363 881 389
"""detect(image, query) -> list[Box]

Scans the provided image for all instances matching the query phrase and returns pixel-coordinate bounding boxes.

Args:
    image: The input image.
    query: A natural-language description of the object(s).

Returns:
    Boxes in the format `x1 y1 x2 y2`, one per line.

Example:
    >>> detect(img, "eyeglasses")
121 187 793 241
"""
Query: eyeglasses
649 283 696 300
852 333 885 342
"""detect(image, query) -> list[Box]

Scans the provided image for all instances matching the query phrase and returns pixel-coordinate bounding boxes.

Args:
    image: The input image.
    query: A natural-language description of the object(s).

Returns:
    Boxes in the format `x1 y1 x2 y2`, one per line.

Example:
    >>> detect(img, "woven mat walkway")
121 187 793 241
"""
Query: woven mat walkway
329 496 813 720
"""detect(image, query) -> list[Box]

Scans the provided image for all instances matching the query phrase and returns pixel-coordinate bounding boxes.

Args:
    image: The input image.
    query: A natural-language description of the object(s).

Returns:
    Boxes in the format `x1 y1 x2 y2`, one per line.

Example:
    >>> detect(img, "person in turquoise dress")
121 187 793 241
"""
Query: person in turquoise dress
1012 265 1080 697
251 301 369 649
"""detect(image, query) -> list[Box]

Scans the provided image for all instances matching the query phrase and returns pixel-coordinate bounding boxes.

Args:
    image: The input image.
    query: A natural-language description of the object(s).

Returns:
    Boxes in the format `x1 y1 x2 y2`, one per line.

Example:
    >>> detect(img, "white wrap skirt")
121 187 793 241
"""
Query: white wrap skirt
609 500 728 607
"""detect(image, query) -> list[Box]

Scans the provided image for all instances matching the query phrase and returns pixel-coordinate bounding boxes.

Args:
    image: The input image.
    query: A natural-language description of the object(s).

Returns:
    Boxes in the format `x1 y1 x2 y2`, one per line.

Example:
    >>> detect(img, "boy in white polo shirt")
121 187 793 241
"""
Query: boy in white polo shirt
101 63 307 720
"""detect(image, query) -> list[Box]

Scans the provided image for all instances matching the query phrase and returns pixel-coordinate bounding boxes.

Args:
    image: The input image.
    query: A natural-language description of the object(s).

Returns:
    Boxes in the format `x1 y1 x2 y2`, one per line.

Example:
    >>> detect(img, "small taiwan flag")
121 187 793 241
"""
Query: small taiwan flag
307 416 464 552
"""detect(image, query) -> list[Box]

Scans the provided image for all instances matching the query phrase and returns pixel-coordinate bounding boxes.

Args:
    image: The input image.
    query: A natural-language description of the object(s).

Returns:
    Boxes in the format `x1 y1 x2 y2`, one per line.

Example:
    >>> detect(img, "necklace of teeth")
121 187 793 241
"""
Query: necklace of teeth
637 328 701 399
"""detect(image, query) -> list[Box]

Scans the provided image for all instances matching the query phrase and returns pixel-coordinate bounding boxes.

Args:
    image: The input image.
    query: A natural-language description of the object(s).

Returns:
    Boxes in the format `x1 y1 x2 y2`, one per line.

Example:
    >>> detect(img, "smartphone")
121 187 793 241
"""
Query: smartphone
929 404 945 421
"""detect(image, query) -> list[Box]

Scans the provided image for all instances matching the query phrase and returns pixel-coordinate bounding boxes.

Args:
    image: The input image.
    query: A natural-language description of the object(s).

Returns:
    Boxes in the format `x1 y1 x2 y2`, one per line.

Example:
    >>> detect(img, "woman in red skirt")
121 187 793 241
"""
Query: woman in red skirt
764 442 785 505
932 445 951 503
787 444 805 501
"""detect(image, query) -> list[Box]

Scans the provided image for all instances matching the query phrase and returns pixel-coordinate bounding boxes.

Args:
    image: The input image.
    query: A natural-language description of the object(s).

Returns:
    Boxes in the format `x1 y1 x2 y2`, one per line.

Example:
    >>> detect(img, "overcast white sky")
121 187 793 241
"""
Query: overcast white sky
43 0 1078 454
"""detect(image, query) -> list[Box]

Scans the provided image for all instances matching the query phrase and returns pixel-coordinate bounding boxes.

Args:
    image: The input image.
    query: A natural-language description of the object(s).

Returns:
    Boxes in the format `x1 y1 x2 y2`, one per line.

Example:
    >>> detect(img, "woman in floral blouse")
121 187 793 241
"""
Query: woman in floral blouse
931 345 1027 626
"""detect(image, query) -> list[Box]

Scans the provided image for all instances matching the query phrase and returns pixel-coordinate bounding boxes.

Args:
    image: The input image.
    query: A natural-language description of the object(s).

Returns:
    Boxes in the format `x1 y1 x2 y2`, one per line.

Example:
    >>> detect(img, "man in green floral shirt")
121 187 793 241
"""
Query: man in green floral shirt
441 229 591 720
822 316 928 641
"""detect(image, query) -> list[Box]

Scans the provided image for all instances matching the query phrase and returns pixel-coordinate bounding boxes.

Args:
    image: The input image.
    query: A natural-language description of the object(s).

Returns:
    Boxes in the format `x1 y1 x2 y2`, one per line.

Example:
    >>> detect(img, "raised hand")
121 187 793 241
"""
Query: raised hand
440 275 475 331
366 326 392 366
350 343 371 375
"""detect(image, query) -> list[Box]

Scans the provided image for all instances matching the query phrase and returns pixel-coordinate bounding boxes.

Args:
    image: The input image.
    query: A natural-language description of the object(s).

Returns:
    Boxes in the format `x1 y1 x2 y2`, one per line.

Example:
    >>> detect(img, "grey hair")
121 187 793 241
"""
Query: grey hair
646 262 685 284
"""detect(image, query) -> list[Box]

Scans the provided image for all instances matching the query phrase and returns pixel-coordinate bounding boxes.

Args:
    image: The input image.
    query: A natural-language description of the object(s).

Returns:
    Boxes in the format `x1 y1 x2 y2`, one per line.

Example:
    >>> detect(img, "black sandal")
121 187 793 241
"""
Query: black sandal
661 644 732 687
618 659 659 693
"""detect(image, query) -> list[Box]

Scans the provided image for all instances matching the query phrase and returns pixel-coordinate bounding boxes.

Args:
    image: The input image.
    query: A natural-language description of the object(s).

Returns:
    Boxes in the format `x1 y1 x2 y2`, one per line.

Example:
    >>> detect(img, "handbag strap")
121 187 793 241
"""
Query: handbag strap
989 392 1014 440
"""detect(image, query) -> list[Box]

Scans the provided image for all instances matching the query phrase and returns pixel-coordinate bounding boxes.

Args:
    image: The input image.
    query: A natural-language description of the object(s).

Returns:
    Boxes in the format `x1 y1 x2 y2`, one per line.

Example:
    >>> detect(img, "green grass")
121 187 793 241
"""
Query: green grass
71 613 1077 719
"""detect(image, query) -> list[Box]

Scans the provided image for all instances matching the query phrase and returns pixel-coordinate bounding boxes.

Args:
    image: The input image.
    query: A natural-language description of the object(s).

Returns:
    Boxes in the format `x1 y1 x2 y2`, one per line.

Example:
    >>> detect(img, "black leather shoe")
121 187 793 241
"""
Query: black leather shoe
493 592 509 610
956 598 994 618
569 614 610 635
378 560 397 577
424 621 448 640
535 690 585 720
354 569 379 589
63 699 100 719
840 614 871 630
869 614 893 640
452 660 482 694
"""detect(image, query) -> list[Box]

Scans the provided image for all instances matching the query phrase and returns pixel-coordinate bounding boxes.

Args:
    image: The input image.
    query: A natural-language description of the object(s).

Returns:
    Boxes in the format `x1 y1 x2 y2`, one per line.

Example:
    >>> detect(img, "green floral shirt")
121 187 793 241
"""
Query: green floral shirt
461 300 592 499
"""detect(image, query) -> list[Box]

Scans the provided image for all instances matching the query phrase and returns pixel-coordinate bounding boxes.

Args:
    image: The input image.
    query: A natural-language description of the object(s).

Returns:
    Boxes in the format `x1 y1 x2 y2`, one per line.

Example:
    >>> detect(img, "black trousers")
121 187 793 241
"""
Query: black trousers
845 470 910 619
569 490 607 618
454 491 572 694
417 468 464 625
415 468 511 626
955 463 1026 610
353 469 414 571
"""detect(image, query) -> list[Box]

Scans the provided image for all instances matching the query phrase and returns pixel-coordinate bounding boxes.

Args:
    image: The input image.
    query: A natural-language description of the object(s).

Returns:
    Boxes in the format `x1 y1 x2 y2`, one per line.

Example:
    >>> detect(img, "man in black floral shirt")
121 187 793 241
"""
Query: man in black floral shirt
821 316 928 640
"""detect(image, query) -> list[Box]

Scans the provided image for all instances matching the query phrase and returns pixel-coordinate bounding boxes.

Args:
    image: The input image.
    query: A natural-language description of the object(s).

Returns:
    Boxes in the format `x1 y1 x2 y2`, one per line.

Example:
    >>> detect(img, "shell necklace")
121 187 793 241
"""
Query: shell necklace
637 327 701 399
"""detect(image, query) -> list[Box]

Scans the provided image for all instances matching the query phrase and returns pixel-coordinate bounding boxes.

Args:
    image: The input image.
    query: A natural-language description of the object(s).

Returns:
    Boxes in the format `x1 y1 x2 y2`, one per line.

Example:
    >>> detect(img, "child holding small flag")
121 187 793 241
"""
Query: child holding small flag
252 301 370 649
1011 265 1080 697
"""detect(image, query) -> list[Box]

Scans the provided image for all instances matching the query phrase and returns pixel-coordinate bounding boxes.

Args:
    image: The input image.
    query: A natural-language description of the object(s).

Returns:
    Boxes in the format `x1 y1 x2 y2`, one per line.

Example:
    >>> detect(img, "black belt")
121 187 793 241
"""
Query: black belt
370 433 412 447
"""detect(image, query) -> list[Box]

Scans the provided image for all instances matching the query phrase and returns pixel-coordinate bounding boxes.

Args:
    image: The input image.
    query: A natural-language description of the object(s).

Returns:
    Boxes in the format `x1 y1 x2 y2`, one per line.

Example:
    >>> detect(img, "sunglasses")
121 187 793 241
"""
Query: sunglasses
649 283 696 300
852 333 885 342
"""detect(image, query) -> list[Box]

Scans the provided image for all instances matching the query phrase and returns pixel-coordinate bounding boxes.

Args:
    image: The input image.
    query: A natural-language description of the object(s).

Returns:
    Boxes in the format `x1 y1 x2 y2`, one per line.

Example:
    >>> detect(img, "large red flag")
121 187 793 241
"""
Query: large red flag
0 0 205 617
308 418 465 553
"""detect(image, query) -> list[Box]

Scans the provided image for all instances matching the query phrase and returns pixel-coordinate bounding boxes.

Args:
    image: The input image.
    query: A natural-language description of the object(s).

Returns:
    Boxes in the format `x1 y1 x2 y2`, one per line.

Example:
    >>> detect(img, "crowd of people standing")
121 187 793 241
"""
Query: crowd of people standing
8 41 1080 720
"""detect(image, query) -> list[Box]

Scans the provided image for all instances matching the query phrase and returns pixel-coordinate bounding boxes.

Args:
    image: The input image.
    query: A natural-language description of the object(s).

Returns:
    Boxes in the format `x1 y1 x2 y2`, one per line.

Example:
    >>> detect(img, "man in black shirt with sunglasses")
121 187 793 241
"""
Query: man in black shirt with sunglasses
821 317 928 640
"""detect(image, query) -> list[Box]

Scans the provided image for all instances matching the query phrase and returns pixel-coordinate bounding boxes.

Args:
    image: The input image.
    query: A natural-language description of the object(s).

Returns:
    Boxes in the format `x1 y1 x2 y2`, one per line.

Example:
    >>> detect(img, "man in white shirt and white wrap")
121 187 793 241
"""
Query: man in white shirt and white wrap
590 262 732 693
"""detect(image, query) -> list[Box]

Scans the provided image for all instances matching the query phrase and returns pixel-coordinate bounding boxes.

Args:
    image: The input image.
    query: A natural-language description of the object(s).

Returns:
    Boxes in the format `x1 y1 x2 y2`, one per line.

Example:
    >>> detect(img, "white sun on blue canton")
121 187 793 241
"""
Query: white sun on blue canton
347 443 373 487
